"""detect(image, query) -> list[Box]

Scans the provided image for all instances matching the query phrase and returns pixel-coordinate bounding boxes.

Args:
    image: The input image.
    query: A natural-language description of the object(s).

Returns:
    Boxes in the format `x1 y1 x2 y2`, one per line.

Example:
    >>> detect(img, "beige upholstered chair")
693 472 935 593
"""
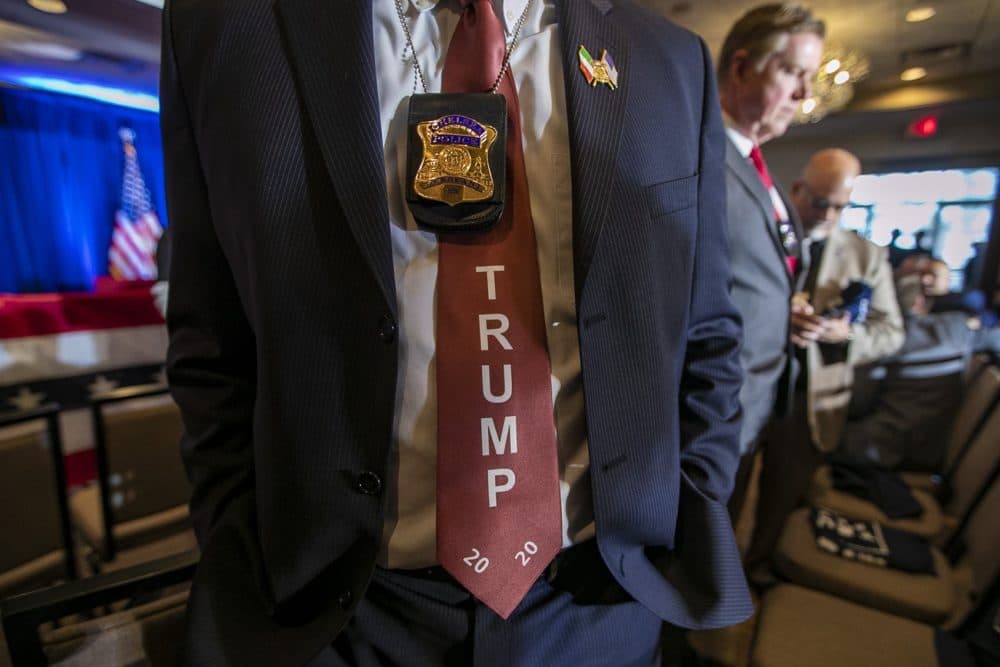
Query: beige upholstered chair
964 351 992 385
68 385 195 569
773 474 1000 626
806 467 945 539
901 363 1000 492
751 584 987 667
807 365 1000 541
1 550 196 666
931 403 1000 540
0 405 77 598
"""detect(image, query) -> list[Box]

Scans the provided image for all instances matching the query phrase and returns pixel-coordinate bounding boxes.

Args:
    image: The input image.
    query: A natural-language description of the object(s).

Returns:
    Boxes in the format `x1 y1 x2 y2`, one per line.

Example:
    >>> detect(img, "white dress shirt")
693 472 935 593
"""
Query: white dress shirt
724 124 791 223
372 0 592 568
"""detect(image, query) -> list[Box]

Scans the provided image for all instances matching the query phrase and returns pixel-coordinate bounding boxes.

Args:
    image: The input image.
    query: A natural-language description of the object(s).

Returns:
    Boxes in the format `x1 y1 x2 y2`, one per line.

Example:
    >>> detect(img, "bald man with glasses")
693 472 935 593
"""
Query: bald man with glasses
745 148 904 575
797 184 849 216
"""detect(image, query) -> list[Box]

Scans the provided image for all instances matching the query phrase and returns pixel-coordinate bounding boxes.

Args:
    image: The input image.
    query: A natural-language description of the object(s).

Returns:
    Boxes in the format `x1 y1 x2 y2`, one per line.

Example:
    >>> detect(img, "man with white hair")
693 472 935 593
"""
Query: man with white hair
717 4 826 519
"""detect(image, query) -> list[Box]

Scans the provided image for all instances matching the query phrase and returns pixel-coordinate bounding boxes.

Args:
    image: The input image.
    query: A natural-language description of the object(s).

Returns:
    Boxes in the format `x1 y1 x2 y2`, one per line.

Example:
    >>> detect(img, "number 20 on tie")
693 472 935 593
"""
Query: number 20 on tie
464 541 538 574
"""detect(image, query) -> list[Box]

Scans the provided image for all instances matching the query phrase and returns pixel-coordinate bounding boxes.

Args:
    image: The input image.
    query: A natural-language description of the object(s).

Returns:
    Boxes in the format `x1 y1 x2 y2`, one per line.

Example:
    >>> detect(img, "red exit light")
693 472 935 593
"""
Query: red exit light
908 115 939 138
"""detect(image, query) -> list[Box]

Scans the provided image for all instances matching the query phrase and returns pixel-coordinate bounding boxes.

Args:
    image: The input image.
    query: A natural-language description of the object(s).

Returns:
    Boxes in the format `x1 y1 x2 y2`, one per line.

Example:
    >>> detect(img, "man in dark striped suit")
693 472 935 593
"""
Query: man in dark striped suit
161 1 750 664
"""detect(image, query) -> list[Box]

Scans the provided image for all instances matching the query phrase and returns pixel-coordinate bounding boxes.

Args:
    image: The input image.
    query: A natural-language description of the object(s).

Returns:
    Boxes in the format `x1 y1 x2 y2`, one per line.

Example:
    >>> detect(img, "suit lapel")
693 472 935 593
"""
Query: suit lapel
725 140 797 286
725 140 782 245
557 0 631 297
781 187 807 289
276 0 396 316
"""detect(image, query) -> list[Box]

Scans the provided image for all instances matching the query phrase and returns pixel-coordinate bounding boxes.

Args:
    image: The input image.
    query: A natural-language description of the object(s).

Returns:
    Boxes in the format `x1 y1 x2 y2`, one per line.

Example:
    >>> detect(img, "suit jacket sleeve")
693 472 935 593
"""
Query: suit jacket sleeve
847 244 904 367
160 2 257 545
677 37 744 504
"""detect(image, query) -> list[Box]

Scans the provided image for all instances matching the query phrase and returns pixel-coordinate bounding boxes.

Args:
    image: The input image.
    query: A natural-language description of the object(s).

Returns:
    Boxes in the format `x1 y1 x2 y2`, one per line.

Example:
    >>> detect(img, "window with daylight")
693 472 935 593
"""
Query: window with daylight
844 168 999 290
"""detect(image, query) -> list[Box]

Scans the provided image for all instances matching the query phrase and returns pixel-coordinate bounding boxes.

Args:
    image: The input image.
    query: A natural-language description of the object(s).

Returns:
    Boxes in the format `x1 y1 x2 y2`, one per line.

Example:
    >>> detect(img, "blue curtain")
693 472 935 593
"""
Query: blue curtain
0 88 166 293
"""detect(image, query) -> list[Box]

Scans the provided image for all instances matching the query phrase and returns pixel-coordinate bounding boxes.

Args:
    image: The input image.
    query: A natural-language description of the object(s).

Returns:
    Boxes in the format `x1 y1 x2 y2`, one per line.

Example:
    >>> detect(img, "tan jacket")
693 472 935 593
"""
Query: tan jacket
805 226 904 451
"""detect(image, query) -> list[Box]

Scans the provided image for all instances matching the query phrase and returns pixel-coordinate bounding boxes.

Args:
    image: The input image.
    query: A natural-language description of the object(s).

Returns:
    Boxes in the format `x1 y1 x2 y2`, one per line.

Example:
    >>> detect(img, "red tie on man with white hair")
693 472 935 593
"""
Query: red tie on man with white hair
434 0 563 619
749 144 800 276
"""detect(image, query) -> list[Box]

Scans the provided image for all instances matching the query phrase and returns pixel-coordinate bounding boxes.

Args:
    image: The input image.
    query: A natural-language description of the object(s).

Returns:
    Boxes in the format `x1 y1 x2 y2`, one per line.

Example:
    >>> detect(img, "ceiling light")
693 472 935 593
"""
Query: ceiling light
11 75 159 111
7 41 82 61
905 7 936 22
26 0 68 14
795 42 869 124
900 67 927 81
134 0 164 7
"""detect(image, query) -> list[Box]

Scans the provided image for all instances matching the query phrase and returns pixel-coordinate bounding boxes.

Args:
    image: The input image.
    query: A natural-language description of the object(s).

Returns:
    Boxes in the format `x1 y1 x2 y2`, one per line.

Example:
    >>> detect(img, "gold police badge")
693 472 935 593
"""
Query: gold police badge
414 114 498 206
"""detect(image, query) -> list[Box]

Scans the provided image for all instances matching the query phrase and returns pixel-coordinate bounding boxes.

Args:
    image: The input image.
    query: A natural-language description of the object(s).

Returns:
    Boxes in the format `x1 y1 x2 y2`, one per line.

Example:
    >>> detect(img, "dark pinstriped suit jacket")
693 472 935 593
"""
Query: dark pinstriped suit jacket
161 1 752 663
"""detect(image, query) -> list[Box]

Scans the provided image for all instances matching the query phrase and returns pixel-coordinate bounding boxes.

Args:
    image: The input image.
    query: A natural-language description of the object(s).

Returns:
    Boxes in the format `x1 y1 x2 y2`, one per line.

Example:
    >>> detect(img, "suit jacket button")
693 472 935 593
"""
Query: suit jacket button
337 589 353 609
378 316 397 343
356 471 383 496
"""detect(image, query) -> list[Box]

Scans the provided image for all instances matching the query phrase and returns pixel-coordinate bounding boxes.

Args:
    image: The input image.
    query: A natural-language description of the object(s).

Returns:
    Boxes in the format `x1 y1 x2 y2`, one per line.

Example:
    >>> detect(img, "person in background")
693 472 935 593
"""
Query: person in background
716 3 826 521
745 148 904 572
963 241 988 293
886 228 908 269
896 255 989 316
896 254 950 297
151 225 171 318
900 229 933 265
838 275 986 471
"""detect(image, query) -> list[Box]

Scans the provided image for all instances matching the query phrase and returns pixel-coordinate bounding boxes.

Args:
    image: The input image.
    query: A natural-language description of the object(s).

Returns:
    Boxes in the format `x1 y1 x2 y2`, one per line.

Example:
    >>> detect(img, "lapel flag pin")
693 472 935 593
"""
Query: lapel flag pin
578 45 619 90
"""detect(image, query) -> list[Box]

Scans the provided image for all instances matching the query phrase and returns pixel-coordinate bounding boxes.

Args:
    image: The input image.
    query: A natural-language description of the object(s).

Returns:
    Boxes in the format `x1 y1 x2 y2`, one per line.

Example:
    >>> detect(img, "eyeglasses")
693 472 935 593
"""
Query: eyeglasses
802 184 849 213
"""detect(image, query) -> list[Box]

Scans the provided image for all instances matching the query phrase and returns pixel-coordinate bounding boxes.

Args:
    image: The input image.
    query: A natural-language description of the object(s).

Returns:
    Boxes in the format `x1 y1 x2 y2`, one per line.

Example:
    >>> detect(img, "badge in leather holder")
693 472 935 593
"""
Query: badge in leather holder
405 93 507 233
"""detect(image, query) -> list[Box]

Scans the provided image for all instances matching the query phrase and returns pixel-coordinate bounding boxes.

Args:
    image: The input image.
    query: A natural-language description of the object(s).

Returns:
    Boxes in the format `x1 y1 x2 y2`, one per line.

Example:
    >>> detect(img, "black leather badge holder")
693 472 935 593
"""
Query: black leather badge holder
405 93 507 233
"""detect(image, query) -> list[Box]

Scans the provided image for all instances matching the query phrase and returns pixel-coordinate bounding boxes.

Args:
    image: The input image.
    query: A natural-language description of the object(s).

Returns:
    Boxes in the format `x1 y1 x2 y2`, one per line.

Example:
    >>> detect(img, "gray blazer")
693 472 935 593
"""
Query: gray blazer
724 137 801 454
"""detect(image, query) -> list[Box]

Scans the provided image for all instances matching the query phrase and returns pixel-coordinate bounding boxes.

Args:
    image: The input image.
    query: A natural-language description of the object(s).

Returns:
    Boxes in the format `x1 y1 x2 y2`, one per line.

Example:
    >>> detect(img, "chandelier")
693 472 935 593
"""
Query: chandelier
795 42 870 124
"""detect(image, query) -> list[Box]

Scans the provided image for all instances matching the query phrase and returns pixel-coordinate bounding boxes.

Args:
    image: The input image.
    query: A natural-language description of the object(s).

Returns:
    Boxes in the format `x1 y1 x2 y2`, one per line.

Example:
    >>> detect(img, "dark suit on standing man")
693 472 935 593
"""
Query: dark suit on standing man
160 1 751 663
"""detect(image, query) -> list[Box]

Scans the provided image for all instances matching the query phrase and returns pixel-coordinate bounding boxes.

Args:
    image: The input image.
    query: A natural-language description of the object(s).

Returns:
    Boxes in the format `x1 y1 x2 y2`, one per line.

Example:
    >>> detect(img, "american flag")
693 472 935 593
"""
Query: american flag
108 128 163 280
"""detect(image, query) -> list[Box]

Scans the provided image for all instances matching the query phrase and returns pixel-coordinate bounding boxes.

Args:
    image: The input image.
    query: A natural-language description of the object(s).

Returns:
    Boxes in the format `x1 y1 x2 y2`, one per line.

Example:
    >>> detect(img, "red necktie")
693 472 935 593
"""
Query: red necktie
749 145 799 276
434 0 562 619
